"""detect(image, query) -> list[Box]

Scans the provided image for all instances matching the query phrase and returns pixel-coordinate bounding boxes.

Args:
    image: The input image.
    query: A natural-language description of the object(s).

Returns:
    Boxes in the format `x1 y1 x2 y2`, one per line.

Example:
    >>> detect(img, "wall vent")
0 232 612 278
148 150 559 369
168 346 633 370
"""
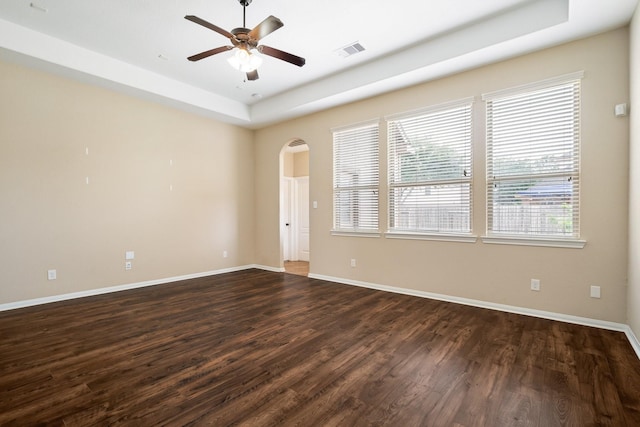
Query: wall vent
335 42 366 58
288 139 306 147
286 139 308 152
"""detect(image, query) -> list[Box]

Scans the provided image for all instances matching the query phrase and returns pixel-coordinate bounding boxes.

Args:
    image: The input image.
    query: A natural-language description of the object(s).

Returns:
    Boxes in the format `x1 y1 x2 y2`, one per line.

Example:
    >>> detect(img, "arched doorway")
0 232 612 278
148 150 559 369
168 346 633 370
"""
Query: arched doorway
280 139 310 276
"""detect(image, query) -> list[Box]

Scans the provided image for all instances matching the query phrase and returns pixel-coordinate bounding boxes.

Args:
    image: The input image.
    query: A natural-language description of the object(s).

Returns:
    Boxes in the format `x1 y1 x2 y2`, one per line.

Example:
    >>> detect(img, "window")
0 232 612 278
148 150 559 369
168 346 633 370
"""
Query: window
484 73 582 242
387 99 473 235
332 121 379 234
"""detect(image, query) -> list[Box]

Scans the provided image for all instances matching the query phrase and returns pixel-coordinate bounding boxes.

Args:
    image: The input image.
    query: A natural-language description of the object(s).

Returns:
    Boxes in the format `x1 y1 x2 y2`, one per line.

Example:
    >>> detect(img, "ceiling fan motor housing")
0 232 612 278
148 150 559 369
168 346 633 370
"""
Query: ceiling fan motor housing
231 27 257 50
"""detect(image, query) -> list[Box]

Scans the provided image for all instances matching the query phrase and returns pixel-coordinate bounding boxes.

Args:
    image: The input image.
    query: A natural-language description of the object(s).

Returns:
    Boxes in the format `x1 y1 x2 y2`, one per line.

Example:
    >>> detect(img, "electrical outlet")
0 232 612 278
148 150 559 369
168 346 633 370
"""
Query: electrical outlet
350 259 356 268
47 269 57 280
530 279 540 291
590 285 601 298
223 250 228 258
125 261 132 271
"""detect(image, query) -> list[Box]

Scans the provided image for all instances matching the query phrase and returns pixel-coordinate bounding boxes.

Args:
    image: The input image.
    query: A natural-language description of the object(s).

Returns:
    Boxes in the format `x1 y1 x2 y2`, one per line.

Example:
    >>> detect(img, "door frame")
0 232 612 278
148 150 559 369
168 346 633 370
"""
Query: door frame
279 140 309 267
294 176 310 262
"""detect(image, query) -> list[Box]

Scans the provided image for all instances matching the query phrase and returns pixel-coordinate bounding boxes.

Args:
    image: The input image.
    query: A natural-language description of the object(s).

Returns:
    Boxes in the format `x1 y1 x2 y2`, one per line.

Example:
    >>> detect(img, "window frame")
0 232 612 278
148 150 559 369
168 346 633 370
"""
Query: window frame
385 98 476 243
331 120 381 237
481 72 586 249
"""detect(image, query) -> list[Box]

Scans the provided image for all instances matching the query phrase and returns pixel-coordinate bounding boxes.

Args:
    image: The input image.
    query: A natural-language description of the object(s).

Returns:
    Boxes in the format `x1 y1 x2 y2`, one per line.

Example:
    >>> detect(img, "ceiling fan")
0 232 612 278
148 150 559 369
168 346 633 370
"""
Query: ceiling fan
185 0 306 81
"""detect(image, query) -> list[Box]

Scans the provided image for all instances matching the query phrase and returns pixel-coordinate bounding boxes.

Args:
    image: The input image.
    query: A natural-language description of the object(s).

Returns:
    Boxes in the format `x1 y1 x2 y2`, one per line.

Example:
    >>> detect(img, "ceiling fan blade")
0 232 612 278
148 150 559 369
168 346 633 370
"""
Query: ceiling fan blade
185 15 234 40
187 46 233 62
248 15 283 41
258 45 306 67
246 70 259 81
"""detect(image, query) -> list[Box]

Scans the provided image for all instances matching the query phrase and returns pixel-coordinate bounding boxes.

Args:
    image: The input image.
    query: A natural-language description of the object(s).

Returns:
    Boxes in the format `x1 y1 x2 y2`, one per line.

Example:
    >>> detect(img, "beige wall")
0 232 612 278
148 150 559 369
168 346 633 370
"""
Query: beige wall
293 151 309 177
629 6 640 337
0 60 255 304
255 28 630 323
282 150 309 178
282 151 294 177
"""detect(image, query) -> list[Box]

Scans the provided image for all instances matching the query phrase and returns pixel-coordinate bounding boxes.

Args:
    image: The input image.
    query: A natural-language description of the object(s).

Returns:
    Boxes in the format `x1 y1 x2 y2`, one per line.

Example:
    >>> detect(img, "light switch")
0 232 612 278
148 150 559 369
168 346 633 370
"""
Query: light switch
125 251 135 260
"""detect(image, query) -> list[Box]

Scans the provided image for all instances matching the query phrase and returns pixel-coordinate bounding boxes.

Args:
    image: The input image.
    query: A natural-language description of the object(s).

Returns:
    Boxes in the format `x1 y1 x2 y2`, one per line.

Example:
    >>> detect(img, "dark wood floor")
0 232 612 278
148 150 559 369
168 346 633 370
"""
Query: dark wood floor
1 269 639 426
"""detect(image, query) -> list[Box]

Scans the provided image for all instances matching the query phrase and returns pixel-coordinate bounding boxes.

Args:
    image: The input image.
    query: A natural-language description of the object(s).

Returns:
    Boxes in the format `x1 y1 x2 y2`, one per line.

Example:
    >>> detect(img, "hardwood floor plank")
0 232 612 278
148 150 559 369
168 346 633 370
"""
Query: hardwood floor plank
453 356 516 426
493 390 541 427
0 269 639 425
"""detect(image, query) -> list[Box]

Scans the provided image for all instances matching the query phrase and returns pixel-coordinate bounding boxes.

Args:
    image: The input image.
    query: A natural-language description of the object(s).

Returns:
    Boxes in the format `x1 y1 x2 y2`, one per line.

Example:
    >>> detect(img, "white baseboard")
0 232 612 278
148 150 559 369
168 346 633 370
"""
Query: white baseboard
254 264 286 273
308 272 640 360
0 265 256 312
625 326 640 359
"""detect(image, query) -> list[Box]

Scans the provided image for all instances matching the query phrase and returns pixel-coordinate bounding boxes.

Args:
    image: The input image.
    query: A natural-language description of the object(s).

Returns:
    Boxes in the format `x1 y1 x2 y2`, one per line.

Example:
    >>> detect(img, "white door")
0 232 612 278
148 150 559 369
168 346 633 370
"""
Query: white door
280 178 293 261
296 177 310 261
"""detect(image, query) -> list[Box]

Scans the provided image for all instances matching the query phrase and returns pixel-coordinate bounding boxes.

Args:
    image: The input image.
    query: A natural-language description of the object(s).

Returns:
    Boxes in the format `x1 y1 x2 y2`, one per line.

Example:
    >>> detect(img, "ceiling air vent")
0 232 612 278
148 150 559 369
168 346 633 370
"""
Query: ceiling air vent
335 42 366 58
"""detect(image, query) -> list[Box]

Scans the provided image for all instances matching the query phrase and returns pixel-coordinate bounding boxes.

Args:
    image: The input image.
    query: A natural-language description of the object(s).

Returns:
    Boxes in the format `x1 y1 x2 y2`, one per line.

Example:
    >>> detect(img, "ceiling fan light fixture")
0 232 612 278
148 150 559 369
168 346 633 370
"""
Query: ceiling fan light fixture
185 0 305 81
227 48 262 72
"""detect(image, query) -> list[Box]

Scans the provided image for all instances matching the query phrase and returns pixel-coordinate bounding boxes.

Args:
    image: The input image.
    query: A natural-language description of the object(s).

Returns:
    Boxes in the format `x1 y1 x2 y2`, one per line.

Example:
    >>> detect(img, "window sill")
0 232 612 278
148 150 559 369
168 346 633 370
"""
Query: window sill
331 230 381 238
481 235 586 249
385 231 477 243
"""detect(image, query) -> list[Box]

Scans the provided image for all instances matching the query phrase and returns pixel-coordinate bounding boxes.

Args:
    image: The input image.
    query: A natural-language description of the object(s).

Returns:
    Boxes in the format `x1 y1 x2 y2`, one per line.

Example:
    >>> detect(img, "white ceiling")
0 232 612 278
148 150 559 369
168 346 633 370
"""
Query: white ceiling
0 0 637 128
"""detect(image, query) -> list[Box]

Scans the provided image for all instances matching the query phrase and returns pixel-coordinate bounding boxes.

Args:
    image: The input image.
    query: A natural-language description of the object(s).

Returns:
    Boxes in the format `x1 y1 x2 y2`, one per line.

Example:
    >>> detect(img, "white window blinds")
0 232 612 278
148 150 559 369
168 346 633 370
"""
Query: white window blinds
387 100 473 234
333 122 380 232
484 73 581 238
